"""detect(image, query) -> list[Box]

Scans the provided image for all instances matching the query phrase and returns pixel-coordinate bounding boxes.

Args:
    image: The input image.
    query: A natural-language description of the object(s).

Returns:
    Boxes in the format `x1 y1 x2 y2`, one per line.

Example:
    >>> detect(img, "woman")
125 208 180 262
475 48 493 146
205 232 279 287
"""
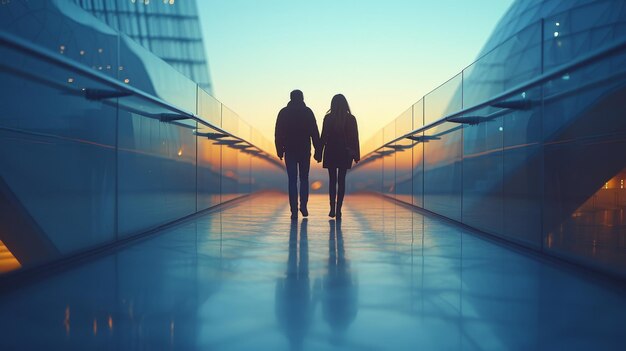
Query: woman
315 94 360 219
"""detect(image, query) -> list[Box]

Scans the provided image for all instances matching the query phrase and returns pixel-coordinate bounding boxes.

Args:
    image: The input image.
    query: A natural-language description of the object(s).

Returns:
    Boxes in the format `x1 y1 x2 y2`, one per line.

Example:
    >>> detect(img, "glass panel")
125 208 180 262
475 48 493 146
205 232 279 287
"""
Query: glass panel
119 34 197 114
543 50 626 271
463 22 541 108
543 2 626 72
117 97 197 236
221 107 239 202
197 123 222 211
383 121 396 198
423 122 463 221
0 43 116 269
412 100 425 207
251 154 285 193
197 88 221 128
412 132 425 208
395 108 413 204
424 73 462 125
502 88 542 247
347 145 383 194
383 120 396 145
0 1 119 80
461 106 504 236
413 99 424 130
237 120 252 195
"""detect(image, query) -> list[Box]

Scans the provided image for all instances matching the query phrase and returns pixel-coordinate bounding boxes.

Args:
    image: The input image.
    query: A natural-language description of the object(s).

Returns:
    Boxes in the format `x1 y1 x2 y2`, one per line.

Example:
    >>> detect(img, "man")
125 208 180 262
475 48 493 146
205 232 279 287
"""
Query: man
275 90 321 219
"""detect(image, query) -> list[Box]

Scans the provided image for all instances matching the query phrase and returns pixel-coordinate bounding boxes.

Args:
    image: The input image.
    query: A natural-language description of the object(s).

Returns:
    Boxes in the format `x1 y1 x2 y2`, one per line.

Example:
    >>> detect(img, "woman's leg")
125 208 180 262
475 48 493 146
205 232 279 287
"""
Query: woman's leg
336 168 347 219
328 168 338 217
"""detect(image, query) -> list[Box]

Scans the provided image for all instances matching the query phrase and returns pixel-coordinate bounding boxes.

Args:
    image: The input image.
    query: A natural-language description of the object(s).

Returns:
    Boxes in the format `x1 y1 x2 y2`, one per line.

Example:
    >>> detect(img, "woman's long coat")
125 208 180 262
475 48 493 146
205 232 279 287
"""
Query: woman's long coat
317 114 360 169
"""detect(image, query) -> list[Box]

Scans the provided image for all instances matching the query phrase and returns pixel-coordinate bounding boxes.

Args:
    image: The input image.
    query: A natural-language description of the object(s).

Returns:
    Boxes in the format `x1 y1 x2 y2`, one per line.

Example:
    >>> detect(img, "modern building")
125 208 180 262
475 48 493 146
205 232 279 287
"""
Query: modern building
2 0 626 349
352 0 626 277
72 0 213 93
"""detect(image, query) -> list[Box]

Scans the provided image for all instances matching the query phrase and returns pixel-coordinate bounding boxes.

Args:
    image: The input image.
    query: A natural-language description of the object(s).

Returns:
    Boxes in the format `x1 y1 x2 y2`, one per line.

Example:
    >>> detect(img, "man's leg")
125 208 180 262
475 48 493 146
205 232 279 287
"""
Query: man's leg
298 154 311 216
285 153 298 216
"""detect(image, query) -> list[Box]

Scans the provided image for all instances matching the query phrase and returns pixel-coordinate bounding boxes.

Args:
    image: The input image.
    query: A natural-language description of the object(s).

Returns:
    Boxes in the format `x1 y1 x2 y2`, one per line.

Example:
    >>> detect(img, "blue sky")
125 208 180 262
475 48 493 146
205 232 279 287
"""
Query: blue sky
197 0 514 142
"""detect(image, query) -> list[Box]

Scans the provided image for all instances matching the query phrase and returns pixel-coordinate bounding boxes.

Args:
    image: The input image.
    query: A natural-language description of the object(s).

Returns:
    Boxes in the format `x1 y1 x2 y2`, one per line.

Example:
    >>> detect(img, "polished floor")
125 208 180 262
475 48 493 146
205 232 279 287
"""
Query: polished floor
1 193 626 351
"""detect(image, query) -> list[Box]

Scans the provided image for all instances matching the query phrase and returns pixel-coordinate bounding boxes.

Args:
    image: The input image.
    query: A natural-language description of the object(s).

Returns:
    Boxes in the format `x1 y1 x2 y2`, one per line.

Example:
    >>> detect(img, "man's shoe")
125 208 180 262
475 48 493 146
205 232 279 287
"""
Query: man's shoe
300 207 308 217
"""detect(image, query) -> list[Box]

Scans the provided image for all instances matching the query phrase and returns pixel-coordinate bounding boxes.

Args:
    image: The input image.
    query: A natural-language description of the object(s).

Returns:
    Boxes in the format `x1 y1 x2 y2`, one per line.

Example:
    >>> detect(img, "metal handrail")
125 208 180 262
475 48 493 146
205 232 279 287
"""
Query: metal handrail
357 36 626 164
0 31 280 165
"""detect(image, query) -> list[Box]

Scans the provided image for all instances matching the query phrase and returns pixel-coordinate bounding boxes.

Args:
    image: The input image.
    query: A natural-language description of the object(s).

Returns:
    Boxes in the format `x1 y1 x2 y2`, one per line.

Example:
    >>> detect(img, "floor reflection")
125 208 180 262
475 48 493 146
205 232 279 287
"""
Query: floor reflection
321 220 357 345
275 219 312 350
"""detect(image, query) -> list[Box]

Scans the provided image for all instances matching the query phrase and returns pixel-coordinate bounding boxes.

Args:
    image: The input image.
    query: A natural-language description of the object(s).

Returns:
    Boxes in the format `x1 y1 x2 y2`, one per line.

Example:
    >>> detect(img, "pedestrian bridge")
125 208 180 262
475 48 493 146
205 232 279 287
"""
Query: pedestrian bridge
3 1 626 350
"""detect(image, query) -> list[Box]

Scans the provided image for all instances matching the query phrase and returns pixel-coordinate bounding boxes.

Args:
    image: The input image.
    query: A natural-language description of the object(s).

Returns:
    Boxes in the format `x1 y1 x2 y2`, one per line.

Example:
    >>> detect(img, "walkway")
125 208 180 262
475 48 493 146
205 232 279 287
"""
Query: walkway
1 193 625 350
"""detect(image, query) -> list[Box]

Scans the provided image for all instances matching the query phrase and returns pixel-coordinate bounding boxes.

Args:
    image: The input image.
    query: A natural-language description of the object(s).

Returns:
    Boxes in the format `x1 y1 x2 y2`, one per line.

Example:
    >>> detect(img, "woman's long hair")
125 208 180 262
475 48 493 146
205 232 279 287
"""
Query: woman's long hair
326 94 351 133
326 94 351 117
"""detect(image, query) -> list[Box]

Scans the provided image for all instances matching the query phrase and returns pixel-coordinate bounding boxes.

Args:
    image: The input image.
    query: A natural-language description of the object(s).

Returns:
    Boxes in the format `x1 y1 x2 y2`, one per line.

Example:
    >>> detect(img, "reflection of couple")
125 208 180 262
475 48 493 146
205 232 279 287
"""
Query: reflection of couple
275 90 360 219
275 220 358 350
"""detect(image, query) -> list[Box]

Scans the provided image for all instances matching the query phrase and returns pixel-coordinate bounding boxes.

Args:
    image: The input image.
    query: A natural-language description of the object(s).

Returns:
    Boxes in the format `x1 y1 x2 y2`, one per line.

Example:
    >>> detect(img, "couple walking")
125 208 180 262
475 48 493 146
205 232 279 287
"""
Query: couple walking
275 90 360 220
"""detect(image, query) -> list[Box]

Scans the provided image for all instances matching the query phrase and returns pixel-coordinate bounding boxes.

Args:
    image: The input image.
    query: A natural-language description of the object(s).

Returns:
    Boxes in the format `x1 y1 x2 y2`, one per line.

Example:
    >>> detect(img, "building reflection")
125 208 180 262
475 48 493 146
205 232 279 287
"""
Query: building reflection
551 167 626 263
0 240 21 273
322 220 358 344
275 219 312 351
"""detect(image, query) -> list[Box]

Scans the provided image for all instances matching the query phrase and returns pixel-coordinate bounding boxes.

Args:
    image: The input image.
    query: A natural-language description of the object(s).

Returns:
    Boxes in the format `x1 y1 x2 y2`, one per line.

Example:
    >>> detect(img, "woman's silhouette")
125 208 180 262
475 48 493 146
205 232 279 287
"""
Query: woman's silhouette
315 94 360 219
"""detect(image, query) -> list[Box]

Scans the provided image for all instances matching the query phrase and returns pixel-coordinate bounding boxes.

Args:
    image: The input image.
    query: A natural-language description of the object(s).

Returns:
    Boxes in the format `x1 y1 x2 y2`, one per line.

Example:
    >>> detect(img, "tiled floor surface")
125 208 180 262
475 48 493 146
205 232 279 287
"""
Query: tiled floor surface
1 193 625 350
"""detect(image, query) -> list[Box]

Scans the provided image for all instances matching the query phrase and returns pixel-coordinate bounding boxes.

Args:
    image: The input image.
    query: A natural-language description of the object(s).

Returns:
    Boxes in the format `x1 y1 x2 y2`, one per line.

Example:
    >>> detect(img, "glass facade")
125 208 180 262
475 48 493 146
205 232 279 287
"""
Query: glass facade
349 0 626 277
0 0 282 274
72 0 213 93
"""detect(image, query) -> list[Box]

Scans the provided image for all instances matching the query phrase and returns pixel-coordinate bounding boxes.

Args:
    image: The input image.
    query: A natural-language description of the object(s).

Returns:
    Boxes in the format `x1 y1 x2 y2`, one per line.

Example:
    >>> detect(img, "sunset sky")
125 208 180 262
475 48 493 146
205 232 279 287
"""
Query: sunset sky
197 0 514 146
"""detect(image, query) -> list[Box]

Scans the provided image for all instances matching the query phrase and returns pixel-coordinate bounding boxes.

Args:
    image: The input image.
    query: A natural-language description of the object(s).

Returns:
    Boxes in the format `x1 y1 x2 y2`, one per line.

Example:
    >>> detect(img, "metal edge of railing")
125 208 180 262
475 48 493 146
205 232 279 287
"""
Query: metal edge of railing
0 30 283 169
355 36 626 168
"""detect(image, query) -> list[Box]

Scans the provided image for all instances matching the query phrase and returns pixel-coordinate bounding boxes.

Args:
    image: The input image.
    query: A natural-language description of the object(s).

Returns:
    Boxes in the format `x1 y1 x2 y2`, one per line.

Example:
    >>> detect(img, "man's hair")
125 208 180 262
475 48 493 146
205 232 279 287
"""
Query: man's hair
290 89 304 101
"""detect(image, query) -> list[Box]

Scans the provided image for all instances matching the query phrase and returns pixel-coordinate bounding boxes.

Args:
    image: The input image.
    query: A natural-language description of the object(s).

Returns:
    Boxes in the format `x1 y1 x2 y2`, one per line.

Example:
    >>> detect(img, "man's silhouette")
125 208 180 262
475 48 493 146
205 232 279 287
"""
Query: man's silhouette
275 90 320 219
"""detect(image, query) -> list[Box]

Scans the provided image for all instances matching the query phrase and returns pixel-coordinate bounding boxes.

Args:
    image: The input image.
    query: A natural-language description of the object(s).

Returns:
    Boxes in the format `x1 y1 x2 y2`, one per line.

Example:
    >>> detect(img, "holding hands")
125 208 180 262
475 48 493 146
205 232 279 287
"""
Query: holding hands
314 150 322 163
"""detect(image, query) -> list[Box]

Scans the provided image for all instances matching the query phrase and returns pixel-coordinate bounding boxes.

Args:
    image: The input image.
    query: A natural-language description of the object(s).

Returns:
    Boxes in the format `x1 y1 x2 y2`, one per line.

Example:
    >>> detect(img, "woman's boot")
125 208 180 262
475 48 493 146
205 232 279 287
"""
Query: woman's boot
336 200 343 220
329 201 336 218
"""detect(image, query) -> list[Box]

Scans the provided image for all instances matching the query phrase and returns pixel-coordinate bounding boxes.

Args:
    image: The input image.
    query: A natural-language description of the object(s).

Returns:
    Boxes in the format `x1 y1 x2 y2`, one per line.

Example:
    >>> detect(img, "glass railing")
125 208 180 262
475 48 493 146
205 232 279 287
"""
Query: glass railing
0 1 284 277
351 2 626 278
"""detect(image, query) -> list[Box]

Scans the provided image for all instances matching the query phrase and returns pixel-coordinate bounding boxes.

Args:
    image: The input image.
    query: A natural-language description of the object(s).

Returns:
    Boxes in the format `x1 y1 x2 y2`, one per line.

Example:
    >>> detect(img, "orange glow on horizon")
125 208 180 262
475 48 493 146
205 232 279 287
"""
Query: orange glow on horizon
311 180 323 190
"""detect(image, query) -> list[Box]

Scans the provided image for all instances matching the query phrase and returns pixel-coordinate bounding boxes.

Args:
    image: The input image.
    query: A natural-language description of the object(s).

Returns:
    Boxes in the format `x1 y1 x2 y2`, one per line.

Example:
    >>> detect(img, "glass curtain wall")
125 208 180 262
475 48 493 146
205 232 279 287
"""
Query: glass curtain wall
348 3 626 277
72 0 213 93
